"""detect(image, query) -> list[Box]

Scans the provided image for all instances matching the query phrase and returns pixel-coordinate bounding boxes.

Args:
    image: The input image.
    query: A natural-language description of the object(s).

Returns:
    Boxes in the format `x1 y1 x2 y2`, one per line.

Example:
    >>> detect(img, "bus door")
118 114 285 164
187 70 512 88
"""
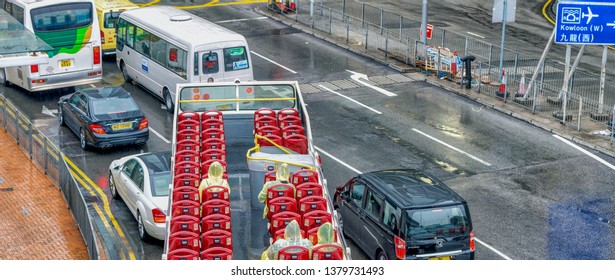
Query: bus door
200 50 222 83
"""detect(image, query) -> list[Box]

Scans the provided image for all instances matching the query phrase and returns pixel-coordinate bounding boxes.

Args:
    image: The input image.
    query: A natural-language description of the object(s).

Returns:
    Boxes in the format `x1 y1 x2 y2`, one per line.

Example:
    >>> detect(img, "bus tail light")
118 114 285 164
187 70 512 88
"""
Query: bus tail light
138 118 148 130
30 64 38 73
89 123 106 134
100 31 105 44
93 46 101 64
470 230 475 252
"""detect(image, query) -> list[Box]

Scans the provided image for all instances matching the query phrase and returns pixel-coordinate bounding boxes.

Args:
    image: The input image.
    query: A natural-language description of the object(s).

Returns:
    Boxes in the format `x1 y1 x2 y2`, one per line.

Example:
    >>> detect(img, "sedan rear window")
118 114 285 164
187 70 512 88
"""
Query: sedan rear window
91 97 140 119
151 173 170 197
406 205 469 239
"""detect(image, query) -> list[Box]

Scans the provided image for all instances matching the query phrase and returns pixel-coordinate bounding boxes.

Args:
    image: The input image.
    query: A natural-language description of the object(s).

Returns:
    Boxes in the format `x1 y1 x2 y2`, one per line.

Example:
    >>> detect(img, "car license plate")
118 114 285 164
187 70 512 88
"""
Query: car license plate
112 122 132 130
60 59 72 67
428 256 451 260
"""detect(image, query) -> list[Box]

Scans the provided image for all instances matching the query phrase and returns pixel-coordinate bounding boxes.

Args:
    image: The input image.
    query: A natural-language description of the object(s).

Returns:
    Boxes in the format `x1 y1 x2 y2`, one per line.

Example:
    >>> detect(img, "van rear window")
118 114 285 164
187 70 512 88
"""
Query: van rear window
223 46 249 71
406 205 469 239
104 11 121 29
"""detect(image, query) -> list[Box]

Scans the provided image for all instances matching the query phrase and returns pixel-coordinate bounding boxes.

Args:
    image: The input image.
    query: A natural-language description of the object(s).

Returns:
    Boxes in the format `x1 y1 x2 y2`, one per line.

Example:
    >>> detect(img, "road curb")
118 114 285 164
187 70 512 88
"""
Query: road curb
255 7 615 159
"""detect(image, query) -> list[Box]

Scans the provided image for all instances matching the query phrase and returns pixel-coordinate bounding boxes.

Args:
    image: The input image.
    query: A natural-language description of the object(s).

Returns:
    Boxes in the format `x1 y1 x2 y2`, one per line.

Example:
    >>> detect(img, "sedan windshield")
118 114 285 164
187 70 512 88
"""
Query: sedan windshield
406 205 469 240
91 97 140 120
150 173 170 197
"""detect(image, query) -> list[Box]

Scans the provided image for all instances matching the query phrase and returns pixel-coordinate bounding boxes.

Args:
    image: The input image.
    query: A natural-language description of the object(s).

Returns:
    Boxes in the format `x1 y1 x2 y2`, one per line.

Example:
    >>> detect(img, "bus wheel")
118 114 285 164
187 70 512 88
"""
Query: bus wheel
120 61 132 83
0 68 10 87
164 88 174 113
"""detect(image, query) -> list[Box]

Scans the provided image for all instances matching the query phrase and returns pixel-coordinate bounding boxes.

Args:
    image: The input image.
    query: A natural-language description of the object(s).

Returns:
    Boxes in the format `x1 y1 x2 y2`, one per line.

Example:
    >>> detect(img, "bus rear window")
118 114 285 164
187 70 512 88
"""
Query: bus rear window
223 46 249 71
31 3 92 32
104 11 121 29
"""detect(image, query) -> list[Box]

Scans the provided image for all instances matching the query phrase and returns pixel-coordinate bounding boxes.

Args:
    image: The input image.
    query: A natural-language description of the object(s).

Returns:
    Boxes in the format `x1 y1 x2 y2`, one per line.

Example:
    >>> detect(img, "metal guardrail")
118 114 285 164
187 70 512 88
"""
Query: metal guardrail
0 94 99 260
274 0 615 135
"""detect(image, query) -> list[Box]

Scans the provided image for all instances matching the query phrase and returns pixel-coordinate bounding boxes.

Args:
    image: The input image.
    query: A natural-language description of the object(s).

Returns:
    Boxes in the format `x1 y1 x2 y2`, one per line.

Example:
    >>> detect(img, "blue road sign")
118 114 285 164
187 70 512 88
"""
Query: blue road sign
556 1 615 45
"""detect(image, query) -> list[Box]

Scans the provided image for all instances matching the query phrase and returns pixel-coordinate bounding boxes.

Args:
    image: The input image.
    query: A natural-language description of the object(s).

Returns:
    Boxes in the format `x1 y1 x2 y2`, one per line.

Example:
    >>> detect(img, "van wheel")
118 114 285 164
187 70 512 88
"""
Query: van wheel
376 250 388 260
163 88 174 113
0 68 10 87
121 61 132 83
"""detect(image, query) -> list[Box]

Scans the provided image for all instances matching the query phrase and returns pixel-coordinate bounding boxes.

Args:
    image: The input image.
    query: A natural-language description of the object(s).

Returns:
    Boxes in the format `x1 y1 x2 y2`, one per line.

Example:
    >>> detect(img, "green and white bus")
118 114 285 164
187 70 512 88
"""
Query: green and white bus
0 0 103 92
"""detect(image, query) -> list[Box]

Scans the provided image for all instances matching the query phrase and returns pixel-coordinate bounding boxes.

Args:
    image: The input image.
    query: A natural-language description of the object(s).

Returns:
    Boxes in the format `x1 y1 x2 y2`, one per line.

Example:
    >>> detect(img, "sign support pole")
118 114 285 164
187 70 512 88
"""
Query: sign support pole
599 45 608 114
498 0 507 81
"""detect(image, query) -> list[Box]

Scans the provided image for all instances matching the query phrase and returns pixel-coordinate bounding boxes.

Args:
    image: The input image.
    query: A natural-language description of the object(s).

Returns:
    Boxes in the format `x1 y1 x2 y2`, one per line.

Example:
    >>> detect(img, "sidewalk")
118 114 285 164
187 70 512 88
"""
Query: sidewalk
0 128 88 260
258 7 615 159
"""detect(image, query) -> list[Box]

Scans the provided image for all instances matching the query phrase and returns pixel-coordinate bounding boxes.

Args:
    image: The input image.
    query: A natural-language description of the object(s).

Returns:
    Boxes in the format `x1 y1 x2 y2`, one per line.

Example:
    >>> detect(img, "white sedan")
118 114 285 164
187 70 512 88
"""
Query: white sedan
108 151 172 241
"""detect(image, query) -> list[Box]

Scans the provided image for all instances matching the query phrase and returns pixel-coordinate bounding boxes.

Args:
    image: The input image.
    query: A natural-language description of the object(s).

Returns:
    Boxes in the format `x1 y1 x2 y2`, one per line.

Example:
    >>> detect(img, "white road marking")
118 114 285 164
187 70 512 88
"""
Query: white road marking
553 134 615 171
250 51 297 74
467 31 485 39
475 238 513 260
412 128 492 166
318 85 382 115
149 127 170 144
314 146 362 174
346 69 397 97
215 17 267 24
316 146 510 259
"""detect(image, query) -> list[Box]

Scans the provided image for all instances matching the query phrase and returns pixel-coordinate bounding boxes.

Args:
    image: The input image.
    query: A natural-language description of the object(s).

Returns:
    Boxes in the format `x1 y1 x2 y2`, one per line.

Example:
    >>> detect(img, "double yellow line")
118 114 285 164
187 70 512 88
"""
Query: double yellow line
64 156 136 260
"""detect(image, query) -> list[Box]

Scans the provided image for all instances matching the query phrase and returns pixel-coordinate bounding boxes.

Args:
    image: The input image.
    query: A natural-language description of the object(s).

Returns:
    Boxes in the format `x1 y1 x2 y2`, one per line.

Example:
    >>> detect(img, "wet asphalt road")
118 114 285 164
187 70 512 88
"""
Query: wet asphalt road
2 2 615 260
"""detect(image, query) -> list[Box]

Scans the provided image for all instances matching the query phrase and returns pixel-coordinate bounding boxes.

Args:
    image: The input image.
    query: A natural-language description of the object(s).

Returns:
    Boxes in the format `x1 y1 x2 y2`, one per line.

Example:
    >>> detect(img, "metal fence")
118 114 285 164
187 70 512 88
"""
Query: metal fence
277 0 615 135
0 94 99 260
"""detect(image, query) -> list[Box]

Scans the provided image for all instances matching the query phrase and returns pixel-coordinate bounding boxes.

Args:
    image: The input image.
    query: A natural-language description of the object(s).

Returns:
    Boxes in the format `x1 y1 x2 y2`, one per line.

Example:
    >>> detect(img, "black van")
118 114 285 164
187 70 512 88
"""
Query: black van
333 169 474 260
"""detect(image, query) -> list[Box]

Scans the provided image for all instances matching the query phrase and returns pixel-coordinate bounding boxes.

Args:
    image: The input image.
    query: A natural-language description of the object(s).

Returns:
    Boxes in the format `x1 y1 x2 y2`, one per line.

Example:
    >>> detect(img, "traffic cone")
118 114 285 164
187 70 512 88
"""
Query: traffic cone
496 70 507 98
516 73 527 98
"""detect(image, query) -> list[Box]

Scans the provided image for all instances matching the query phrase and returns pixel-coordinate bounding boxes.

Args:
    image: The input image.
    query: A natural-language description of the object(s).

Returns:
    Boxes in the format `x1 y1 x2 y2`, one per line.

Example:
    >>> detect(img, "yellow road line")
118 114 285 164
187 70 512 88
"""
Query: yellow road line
92 203 127 260
139 0 160 7
69 169 96 196
64 156 136 260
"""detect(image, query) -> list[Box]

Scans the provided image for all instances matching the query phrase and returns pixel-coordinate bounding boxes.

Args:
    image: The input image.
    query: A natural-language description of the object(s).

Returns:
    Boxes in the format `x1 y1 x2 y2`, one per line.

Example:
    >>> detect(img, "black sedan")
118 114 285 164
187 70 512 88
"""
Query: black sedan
58 87 149 150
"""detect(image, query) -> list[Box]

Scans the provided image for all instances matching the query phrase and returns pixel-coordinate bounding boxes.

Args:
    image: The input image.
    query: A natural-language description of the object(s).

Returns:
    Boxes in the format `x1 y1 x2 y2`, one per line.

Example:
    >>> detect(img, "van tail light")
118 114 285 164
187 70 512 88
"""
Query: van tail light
30 64 38 73
93 46 101 64
100 31 105 44
138 118 148 130
89 123 106 134
469 230 475 252
394 235 406 259
152 208 166 223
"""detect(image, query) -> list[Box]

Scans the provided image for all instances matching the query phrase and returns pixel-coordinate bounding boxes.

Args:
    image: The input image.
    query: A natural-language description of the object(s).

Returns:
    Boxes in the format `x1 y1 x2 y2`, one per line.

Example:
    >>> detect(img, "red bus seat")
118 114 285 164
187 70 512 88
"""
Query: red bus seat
178 111 200 122
201 118 224 130
201 199 230 217
200 247 233 260
298 195 328 216
284 134 308 154
174 161 200 176
254 116 277 129
201 213 232 232
201 149 226 162
201 229 232 250
202 128 225 140
255 108 276 121
175 150 199 163
169 215 200 235
264 170 277 183
277 245 310 260
257 134 283 147
201 185 230 201
292 169 319 185
201 110 224 121
296 182 324 200
168 231 200 252
277 108 299 121
171 200 200 219
177 129 200 142
312 244 344 260
173 173 200 188
172 186 200 203
256 125 282 137
266 183 295 201
282 125 305 138
176 139 200 152
279 115 302 128
270 211 301 236
177 119 200 132
267 196 297 220
302 210 332 232
274 228 305 242
202 138 226 151
307 226 338 246
167 248 199 260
